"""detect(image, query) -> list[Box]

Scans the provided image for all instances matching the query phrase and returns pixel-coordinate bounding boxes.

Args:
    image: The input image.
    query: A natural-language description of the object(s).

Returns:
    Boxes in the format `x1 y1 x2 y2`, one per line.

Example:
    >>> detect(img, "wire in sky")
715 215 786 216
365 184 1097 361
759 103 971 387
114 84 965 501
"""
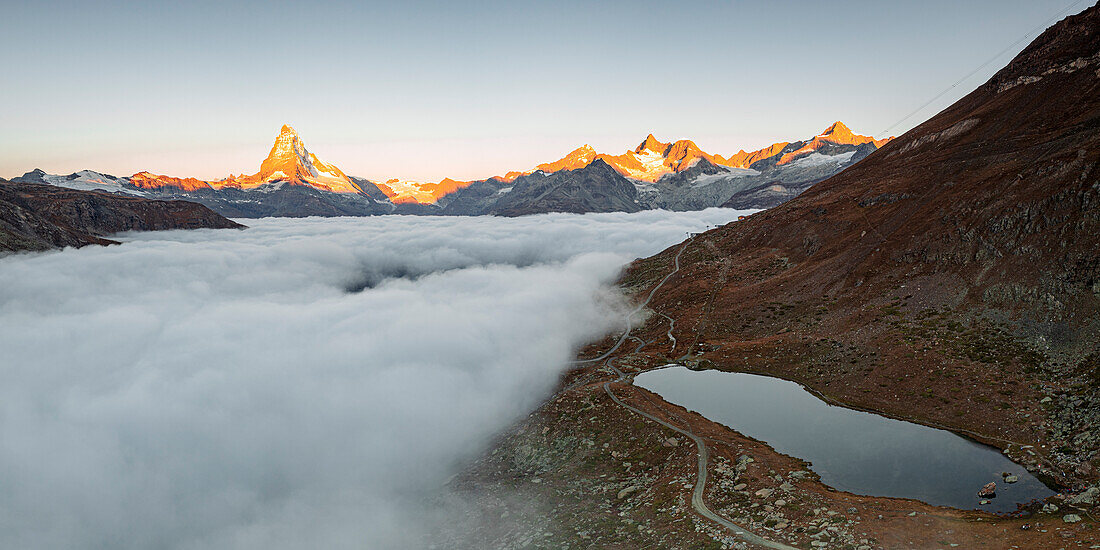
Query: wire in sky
879 0 1087 137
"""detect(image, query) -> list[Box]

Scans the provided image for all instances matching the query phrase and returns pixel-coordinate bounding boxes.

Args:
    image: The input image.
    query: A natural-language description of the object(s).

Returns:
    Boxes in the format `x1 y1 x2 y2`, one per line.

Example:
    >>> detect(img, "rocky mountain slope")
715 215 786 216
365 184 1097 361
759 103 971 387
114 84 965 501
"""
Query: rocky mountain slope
0 180 243 253
486 159 643 217
441 5 1100 549
622 1 1100 489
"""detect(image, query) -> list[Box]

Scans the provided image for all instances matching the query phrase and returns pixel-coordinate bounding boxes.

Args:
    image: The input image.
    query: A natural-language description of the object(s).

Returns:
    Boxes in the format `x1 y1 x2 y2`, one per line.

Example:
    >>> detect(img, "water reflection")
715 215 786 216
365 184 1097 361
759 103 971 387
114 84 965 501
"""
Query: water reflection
634 367 1053 513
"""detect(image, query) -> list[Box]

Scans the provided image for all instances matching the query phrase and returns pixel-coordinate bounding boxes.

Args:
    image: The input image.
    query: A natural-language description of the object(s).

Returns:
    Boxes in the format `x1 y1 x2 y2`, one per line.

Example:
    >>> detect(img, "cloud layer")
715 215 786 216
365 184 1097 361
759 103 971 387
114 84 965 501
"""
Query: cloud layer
0 209 748 549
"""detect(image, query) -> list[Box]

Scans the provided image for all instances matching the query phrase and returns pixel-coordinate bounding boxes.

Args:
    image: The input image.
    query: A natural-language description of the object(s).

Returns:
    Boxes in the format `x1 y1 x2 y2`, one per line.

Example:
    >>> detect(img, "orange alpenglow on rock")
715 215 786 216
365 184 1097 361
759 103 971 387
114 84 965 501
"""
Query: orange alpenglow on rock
776 121 892 165
721 121 893 169
663 139 711 172
374 177 476 204
128 171 213 192
536 145 597 173
722 142 792 169
466 122 887 191
635 134 669 154
125 121 890 204
510 134 716 183
130 125 365 195
217 125 364 194
492 171 528 183
594 135 718 181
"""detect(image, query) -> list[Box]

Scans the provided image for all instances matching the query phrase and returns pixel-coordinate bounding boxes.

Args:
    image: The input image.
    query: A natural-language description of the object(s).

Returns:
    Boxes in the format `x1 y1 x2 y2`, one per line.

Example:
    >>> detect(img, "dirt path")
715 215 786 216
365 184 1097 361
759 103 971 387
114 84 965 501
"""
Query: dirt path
582 237 796 549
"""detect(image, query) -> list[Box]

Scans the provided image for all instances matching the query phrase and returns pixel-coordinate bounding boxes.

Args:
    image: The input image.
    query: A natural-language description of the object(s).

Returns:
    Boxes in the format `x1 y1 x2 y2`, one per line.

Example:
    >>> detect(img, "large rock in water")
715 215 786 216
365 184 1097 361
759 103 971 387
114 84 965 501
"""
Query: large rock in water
0 180 244 253
978 482 997 498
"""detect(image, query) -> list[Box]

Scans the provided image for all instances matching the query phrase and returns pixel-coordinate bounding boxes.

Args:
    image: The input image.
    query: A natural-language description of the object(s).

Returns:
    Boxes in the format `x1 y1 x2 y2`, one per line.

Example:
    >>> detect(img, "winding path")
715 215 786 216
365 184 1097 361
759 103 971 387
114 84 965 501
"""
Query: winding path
582 237 796 550
569 238 694 367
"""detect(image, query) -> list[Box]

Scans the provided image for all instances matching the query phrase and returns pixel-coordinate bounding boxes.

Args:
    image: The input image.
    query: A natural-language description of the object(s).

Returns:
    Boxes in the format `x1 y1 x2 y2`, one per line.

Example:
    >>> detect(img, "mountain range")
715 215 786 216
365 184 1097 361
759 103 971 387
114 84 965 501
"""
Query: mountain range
13 122 891 218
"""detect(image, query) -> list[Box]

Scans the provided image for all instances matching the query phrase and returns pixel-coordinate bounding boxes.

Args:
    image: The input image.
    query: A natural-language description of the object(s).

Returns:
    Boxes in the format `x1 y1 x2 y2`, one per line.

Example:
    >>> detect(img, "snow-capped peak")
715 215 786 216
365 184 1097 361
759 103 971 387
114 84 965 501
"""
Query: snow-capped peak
636 134 668 154
217 125 363 194
814 121 860 143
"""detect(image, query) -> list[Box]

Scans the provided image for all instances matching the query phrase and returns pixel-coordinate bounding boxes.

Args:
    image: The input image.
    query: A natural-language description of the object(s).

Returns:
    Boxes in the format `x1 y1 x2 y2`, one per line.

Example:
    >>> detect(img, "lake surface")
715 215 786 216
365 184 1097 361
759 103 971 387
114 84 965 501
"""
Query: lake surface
634 367 1054 513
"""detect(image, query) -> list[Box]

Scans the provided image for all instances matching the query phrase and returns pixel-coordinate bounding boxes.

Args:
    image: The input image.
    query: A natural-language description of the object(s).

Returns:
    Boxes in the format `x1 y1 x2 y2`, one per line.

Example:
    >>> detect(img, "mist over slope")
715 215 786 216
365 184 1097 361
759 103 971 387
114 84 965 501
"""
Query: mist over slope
0 209 748 549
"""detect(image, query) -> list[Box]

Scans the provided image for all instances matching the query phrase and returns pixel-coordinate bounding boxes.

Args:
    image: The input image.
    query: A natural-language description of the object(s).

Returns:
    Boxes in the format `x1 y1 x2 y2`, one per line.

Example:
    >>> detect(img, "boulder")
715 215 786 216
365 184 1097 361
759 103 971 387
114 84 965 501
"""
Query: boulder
1069 486 1098 507
617 485 640 499
978 482 997 498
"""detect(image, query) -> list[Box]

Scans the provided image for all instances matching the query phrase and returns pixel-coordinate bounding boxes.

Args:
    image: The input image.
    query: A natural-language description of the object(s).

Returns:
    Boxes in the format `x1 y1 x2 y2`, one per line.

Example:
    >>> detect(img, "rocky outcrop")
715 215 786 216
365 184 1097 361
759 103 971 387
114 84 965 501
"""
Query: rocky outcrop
0 180 243 253
129 171 212 192
978 482 997 498
488 160 643 217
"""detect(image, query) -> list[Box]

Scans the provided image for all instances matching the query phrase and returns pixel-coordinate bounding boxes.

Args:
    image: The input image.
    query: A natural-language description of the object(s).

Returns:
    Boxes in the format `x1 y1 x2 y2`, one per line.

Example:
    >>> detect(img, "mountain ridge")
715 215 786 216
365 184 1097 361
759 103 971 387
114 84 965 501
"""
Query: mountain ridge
0 179 243 253
17 121 890 217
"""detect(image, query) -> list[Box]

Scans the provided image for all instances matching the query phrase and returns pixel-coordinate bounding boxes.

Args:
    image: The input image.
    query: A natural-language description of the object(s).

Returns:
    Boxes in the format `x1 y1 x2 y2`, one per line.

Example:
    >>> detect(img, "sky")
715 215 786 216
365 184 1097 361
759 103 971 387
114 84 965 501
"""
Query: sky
0 0 1085 182
0 208 749 548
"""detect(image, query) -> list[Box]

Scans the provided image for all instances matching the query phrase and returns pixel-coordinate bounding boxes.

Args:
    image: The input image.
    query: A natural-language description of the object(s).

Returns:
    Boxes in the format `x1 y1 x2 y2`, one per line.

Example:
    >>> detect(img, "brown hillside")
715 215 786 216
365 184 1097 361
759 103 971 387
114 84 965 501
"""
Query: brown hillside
622 2 1100 487
0 180 244 252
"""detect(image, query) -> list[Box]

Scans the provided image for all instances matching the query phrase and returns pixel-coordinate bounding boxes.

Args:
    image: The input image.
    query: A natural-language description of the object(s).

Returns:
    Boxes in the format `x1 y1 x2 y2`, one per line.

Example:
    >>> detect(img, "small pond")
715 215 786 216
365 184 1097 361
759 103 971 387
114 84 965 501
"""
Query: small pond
634 367 1054 513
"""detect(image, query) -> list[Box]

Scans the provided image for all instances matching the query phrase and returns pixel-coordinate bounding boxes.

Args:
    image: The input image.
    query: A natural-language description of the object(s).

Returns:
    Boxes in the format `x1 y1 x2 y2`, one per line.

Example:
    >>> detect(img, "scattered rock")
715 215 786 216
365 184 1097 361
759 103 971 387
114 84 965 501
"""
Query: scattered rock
978 482 997 498
774 499 787 507
733 483 747 491
736 455 755 472
1004 475 1019 484
1069 486 1099 506
661 437 680 447
1063 514 1082 523
1040 396 1053 404
1042 503 1059 514
755 488 774 498
617 486 640 499
980 499 991 505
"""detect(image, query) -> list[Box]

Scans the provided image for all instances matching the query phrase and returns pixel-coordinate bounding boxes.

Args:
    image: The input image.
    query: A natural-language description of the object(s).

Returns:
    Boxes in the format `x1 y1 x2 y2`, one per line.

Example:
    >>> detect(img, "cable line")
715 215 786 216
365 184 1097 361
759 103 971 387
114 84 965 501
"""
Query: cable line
880 0 1086 137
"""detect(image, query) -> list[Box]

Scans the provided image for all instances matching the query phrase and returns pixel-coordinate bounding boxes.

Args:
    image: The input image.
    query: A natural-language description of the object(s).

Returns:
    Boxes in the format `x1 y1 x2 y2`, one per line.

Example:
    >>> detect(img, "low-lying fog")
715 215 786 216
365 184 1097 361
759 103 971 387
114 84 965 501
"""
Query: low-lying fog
0 209 748 549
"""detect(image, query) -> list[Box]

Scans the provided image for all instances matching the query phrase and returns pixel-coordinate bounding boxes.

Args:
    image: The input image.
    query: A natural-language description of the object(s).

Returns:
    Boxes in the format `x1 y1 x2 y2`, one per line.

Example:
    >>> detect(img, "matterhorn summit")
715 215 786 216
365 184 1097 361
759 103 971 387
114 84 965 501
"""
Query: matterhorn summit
225 125 362 193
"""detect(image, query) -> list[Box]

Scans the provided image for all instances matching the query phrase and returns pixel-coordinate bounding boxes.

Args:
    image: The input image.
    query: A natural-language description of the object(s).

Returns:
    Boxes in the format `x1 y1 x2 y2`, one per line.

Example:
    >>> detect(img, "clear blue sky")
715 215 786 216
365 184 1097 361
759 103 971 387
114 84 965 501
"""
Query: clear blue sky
0 0 1084 182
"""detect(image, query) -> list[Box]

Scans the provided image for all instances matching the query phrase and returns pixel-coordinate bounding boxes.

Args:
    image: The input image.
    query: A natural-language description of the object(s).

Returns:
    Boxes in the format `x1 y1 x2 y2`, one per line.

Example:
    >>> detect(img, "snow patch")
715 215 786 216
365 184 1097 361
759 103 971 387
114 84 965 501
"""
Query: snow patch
689 168 758 188
36 171 147 197
788 151 857 168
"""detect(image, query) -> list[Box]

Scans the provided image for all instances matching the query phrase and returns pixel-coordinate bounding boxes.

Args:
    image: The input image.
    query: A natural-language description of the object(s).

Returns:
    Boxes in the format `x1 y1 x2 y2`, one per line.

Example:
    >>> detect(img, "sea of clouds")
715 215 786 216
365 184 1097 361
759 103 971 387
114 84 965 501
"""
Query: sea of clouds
0 209 748 549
